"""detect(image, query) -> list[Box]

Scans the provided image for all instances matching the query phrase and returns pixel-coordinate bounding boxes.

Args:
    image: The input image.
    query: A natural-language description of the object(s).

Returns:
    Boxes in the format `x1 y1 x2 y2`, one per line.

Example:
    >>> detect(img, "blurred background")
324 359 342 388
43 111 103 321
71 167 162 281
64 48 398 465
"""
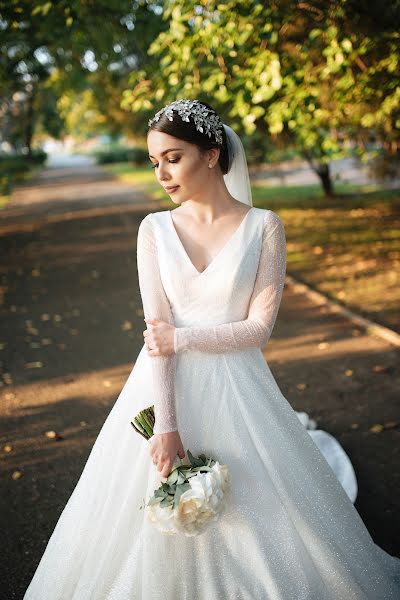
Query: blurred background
1 2 399 597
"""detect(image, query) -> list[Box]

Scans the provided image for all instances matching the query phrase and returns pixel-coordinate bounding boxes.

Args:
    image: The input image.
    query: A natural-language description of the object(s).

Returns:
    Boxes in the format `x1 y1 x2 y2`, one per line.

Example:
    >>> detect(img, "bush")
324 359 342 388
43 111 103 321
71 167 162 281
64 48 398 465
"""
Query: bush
0 150 48 196
93 146 149 165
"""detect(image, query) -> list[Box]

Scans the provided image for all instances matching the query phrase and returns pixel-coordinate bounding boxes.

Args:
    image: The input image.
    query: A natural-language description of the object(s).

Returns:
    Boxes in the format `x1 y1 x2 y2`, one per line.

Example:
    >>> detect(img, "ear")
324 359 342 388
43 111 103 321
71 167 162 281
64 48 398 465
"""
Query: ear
208 147 220 166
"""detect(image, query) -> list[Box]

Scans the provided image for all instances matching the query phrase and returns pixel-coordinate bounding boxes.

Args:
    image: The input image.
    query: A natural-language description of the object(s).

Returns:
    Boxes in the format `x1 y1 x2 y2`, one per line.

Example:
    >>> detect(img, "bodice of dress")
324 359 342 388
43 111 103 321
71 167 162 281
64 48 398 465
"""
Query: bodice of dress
136 207 286 434
152 207 265 328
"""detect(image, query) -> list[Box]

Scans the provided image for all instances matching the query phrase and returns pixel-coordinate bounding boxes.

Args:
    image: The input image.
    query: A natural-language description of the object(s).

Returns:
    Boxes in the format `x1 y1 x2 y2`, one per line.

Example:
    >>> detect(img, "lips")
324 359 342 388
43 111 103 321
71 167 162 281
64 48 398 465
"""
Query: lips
164 185 179 192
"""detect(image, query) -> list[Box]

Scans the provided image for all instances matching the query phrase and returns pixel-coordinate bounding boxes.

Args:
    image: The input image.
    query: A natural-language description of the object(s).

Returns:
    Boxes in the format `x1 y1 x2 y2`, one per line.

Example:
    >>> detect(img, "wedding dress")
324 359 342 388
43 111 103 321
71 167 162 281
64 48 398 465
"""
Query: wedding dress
23 205 400 600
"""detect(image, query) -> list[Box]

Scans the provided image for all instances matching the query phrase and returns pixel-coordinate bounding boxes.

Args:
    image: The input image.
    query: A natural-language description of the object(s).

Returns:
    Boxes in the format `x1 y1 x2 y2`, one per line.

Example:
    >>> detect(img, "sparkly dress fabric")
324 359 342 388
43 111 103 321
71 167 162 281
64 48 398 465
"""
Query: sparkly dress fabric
23 208 400 599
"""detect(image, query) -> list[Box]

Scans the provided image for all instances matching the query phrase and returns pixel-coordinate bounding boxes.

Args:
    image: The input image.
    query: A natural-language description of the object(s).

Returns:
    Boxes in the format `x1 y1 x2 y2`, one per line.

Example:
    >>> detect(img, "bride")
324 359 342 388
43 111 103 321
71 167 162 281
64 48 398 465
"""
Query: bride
23 98 400 599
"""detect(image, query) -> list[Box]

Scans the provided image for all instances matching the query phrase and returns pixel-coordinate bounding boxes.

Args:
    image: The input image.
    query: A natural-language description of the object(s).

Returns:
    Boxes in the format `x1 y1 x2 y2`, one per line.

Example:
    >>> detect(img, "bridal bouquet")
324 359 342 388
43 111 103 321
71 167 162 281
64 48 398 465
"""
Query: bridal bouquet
131 406 231 537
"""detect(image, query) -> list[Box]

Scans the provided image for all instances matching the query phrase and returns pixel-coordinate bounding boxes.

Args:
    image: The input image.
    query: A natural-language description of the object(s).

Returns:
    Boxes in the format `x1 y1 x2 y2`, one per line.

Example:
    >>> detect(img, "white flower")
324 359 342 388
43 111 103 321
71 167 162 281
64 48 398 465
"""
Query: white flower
146 502 177 535
145 459 231 537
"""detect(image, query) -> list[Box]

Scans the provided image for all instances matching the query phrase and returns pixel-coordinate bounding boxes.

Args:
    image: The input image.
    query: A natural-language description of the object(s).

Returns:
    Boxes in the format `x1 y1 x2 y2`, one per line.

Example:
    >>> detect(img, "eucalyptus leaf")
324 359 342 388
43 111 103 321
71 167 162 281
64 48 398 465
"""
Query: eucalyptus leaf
159 497 173 508
148 496 163 506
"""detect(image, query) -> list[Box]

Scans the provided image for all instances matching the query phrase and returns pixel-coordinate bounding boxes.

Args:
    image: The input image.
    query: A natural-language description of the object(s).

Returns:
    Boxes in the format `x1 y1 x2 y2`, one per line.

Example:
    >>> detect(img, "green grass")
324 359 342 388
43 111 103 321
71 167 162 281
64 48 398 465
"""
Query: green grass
105 162 400 333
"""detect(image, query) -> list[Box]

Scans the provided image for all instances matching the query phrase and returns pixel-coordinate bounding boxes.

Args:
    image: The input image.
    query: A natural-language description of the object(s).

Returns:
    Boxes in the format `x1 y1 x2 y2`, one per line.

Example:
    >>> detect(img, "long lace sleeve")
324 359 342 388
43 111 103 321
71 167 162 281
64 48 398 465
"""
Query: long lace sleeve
174 211 286 354
136 214 178 434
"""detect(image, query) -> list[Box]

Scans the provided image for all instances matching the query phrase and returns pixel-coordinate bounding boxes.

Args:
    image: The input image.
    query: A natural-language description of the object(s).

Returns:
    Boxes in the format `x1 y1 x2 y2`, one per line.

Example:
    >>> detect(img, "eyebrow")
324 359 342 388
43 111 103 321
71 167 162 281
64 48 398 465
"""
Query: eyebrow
148 148 184 159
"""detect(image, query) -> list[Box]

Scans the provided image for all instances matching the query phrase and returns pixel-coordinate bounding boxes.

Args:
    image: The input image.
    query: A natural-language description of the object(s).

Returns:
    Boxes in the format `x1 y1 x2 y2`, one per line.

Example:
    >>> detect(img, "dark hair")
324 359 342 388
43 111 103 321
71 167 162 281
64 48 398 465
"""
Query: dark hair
147 100 230 175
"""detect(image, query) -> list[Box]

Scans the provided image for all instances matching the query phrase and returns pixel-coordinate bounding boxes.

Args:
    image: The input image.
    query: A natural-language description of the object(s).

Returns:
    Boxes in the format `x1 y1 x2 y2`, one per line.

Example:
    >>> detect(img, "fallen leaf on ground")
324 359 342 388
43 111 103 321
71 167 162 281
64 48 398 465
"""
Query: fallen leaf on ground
369 424 384 433
345 369 353 376
26 326 39 335
24 361 43 369
12 470 22 480
3 444 13 453
296 383 307 391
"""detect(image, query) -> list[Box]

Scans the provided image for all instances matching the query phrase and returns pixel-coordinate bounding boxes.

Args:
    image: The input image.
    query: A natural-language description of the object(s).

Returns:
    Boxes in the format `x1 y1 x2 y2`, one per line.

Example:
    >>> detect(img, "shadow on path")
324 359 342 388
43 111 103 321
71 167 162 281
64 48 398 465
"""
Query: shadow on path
1 161 399 598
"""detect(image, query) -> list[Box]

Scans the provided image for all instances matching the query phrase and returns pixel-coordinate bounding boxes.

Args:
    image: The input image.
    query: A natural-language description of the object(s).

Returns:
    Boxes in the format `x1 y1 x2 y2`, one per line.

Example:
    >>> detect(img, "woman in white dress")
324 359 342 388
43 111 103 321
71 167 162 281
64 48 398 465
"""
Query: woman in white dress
23 98 400 599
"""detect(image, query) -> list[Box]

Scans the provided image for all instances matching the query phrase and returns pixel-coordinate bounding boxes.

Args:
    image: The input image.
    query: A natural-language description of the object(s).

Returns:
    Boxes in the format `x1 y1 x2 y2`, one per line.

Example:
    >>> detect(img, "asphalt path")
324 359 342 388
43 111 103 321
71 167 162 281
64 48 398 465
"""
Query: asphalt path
1 159 399 598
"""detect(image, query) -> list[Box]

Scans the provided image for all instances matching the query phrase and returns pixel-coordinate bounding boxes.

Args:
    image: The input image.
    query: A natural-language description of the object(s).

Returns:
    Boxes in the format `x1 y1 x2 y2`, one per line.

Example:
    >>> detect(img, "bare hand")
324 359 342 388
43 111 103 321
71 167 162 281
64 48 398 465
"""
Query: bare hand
149 431 187 478
143 318 175 357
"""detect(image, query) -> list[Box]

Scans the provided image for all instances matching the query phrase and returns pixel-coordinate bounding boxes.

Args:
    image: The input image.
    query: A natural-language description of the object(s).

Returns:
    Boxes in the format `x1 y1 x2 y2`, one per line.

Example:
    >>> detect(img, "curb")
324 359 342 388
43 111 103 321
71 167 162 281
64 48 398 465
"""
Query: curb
285 274 400 349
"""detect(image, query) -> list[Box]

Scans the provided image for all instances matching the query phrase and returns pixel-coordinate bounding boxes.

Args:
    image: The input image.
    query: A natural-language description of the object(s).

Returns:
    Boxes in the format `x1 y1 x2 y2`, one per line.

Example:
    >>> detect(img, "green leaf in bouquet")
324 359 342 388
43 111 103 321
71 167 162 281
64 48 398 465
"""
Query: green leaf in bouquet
148 495 163 506
199 453 207 463
176 472 187 485
187 449 204 467
160 496 173 508
173 481 190 508
154 489 166 498
167 469 179 485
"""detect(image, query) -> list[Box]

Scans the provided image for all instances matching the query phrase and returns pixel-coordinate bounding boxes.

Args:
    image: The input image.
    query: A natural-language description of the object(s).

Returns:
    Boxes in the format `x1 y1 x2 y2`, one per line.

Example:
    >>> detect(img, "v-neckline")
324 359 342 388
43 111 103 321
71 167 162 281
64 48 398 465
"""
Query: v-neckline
168 207 254 276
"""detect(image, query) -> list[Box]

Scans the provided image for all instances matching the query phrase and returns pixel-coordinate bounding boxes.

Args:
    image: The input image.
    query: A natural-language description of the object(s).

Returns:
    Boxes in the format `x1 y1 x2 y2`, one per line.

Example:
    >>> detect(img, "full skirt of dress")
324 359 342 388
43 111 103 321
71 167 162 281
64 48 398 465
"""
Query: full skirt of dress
23 345 400 600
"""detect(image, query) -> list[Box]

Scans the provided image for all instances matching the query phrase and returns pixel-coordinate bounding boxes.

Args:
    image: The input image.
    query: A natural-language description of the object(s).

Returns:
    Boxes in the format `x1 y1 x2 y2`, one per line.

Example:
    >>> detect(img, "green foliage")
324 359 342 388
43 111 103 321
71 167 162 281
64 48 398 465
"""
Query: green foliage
0 150 48 197
122 1 400 192
0 0 165 150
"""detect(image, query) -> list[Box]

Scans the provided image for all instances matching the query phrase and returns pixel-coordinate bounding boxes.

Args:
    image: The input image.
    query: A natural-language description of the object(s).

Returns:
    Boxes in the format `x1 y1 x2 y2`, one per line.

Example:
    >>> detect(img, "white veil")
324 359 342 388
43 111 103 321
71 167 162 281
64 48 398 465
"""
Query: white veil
222 124 253 207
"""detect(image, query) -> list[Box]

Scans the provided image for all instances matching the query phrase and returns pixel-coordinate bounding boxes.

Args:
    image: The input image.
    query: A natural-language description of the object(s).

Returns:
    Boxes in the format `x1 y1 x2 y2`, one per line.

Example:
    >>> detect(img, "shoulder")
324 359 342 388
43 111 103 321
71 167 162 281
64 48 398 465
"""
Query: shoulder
254 208 285 241
139 210 169 229
253 207 284 229
138 211 162 231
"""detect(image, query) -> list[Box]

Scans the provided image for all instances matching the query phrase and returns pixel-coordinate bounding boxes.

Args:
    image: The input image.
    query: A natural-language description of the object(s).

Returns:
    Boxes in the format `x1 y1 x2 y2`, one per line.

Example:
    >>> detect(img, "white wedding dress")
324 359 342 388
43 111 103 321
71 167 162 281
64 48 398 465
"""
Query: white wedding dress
23 207 400 599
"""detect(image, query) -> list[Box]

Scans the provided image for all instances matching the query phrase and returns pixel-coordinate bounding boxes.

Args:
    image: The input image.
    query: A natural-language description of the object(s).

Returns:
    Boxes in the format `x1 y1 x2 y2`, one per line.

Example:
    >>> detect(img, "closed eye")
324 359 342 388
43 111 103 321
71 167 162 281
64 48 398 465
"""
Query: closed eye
150 159 179 169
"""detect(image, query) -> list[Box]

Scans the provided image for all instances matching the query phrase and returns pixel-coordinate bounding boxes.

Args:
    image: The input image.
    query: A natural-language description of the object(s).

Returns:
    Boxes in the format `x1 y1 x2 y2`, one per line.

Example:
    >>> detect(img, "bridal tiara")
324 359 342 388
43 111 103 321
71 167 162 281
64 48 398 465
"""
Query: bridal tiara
148 99 224 146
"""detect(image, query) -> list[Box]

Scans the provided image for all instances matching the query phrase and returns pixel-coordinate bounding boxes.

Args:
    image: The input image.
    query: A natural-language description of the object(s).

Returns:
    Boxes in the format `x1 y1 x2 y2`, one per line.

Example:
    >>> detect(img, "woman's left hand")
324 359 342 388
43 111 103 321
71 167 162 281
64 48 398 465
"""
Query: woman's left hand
143 318 176 356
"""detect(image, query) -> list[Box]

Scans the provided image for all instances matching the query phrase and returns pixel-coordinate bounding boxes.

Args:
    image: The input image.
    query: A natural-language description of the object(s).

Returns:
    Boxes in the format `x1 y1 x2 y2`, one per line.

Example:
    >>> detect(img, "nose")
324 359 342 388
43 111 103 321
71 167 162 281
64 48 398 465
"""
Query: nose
158 161 170 181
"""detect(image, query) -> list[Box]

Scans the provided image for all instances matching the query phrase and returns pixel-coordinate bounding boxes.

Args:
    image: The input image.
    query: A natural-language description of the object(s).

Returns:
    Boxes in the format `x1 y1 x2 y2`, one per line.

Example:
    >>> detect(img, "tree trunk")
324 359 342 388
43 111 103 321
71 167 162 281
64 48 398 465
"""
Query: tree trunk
25 91 35 159
303 151 334 197
316 163 334 197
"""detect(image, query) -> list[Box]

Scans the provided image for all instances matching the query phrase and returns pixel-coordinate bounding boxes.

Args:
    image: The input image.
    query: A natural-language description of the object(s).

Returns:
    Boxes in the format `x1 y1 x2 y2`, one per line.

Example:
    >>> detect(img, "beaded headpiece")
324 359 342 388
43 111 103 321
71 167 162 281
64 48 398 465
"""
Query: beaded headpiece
148 98 224 146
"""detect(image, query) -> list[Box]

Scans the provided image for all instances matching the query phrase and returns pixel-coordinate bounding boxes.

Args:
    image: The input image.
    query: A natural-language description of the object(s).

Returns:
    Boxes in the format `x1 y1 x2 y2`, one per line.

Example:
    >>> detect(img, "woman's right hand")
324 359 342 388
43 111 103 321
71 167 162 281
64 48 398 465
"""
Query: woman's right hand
149 430 187 478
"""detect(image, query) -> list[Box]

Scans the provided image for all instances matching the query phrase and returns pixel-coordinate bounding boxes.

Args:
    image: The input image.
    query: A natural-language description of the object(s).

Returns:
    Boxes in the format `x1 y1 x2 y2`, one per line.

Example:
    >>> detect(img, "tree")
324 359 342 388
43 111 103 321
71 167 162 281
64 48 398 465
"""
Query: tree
0 0 165 153
122 0 400 196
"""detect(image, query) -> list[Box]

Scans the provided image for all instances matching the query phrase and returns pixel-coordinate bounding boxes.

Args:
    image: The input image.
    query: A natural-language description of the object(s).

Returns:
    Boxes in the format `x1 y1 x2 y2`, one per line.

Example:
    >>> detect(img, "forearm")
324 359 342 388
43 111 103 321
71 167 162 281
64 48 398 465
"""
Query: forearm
151 354 178 434
174 318 270 354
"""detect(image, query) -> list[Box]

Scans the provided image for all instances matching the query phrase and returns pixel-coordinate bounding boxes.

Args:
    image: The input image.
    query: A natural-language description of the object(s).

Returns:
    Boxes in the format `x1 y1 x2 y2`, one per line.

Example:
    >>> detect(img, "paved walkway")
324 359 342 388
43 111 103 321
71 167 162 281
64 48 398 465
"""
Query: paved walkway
1 159 399 598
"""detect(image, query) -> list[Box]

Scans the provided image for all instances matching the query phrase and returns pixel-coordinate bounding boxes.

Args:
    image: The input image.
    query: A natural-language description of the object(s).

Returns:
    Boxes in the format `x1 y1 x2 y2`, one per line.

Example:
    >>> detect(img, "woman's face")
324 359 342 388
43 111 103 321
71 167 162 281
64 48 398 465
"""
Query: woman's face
147 130 213 206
